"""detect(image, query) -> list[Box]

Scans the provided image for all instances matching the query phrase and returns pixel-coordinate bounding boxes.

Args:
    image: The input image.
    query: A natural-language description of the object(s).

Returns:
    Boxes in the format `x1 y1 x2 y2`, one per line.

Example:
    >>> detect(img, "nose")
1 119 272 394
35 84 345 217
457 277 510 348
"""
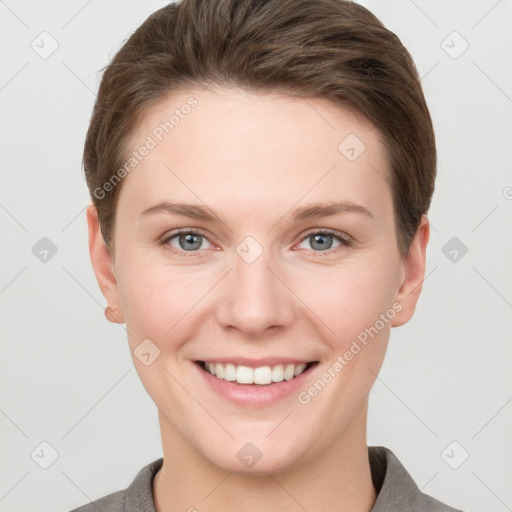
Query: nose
215 248 296 338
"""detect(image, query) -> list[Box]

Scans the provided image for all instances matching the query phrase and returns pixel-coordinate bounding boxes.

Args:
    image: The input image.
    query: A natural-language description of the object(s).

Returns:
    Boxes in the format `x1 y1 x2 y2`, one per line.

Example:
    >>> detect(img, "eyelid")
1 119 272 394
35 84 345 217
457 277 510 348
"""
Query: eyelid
160 227 215 257
161 227 210 242
298 227 353 245
294 228 353 256
161 227 352 256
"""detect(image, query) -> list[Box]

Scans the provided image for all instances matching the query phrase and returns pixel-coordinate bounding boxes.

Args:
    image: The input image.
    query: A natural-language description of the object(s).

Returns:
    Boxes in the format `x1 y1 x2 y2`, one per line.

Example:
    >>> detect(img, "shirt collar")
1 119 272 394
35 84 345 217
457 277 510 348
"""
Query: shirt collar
122 446 425 512
368 445 422 511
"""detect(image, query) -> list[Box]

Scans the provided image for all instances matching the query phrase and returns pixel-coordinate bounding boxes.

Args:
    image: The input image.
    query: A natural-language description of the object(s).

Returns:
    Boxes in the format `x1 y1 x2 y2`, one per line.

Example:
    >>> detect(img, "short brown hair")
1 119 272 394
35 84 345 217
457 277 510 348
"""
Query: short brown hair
83 0 436 257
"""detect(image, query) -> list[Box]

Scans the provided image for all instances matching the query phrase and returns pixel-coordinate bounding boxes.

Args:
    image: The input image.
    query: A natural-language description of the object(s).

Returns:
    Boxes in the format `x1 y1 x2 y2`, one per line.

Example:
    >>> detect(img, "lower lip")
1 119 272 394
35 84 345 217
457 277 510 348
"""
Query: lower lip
192 361 319 407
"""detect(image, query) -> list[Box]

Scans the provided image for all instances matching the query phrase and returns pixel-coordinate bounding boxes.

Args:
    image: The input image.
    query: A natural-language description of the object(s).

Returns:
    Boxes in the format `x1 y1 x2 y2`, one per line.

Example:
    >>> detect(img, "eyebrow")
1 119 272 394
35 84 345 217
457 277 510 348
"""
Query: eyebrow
140 200 373 222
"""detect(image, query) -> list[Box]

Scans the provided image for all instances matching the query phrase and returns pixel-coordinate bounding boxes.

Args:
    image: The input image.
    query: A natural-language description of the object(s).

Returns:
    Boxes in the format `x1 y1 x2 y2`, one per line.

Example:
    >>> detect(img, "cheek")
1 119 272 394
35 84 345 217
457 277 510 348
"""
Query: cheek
302 258 398 345
117 254 214 346
115 259 205 403
298 264 396 413
117 242 400 354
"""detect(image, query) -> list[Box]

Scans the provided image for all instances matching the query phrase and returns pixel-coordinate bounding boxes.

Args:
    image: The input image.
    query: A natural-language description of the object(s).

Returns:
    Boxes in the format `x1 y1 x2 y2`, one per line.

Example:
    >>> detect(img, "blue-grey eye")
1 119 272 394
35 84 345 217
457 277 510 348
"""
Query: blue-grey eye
165 231 211 252
296 231 347 253
309 233 337 251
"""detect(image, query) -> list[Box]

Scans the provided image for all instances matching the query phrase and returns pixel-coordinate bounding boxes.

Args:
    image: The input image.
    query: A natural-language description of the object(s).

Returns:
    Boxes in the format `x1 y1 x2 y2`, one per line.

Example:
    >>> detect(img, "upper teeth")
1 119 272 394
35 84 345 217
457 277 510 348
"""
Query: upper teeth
204 362 308 385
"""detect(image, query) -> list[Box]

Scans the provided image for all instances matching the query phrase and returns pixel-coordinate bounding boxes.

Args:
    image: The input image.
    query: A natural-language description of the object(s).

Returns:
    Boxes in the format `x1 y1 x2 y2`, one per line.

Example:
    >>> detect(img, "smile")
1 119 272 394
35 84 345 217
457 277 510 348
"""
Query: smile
196 360 317 386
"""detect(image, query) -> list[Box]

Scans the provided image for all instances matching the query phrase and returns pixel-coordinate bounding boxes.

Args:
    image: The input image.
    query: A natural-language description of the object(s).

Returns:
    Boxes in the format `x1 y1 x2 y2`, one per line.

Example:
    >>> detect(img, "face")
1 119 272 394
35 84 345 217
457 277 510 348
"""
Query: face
88 86 428 474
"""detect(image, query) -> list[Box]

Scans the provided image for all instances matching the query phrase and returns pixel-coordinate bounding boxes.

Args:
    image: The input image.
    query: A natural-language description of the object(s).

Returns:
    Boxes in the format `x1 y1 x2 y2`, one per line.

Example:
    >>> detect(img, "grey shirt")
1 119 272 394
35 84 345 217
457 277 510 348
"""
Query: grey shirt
70 446 463 512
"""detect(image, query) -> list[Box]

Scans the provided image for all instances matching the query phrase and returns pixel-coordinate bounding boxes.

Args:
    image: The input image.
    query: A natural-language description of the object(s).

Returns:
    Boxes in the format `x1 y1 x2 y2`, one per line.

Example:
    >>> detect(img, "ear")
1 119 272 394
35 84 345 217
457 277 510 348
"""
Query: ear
391 214 430 327
86 203 125 324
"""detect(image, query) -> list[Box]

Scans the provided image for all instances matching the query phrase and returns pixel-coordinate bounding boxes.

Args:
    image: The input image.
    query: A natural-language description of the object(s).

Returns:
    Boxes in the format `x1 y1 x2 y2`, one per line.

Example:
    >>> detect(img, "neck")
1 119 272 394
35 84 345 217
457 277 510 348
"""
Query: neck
153 403 377 512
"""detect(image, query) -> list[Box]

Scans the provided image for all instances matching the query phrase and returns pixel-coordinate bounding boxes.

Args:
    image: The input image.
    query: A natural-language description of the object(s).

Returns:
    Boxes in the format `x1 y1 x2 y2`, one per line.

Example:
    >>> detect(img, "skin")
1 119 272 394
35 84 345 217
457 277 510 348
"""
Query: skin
87 86 429 512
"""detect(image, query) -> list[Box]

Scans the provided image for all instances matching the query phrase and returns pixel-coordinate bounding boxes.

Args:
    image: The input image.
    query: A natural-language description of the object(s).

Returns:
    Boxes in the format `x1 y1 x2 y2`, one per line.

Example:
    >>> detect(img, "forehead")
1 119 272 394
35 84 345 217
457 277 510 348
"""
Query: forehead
118 86 391 219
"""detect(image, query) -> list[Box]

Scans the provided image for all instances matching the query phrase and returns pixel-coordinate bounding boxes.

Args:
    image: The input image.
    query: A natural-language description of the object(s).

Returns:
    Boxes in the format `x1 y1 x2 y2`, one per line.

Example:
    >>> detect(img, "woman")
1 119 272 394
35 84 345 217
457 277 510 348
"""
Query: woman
74 0 462 510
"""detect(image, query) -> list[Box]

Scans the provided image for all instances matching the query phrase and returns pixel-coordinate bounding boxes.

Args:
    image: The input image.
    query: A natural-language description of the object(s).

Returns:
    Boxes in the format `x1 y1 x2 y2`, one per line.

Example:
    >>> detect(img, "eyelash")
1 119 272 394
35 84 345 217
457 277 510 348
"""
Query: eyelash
160 228 352 258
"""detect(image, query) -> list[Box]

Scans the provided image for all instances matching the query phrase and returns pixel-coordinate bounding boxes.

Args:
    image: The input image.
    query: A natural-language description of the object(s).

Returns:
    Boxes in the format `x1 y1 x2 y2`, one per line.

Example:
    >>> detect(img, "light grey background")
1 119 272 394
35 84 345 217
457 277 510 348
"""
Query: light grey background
1 1 511 511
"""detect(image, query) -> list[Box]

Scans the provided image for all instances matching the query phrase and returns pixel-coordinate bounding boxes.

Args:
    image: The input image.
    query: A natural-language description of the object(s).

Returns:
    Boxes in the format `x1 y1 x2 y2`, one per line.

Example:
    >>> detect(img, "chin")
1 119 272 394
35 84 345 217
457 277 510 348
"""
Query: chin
201 437 306 476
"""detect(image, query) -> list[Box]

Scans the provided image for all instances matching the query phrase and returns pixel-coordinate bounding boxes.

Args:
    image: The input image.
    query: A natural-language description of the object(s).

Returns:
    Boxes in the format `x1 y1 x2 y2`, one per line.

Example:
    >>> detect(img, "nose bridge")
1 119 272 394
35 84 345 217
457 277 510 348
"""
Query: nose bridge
215 240 294 336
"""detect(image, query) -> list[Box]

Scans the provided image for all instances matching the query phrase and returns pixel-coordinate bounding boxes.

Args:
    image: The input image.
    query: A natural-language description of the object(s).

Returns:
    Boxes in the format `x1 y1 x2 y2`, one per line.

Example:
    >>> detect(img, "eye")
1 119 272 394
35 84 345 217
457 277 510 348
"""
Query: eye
161 227 352 258
296 229 352 255
161 228 213 256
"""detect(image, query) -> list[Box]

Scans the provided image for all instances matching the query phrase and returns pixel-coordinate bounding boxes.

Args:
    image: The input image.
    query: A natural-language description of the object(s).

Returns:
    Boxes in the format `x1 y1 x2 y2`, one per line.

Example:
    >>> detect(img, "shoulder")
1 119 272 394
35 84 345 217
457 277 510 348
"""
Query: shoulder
369 446 464 512
407 492 465 512
68 457 163 512
69 489 125 512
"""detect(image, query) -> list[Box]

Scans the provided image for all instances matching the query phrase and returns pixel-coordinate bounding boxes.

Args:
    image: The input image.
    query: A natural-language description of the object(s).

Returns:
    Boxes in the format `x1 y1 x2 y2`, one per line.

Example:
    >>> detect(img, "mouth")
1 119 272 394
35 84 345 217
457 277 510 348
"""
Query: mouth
194 360 319 386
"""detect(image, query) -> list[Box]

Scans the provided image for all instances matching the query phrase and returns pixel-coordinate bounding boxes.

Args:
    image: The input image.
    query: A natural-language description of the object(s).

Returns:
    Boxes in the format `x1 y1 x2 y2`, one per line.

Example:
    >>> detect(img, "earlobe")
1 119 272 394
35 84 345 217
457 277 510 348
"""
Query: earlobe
86 203 125 324
391 214 430 327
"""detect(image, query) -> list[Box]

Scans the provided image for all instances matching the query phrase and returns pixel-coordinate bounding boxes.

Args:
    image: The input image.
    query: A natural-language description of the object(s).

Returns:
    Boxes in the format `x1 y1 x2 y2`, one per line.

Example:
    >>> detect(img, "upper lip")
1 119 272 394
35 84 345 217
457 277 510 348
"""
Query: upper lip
195 357 316 368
